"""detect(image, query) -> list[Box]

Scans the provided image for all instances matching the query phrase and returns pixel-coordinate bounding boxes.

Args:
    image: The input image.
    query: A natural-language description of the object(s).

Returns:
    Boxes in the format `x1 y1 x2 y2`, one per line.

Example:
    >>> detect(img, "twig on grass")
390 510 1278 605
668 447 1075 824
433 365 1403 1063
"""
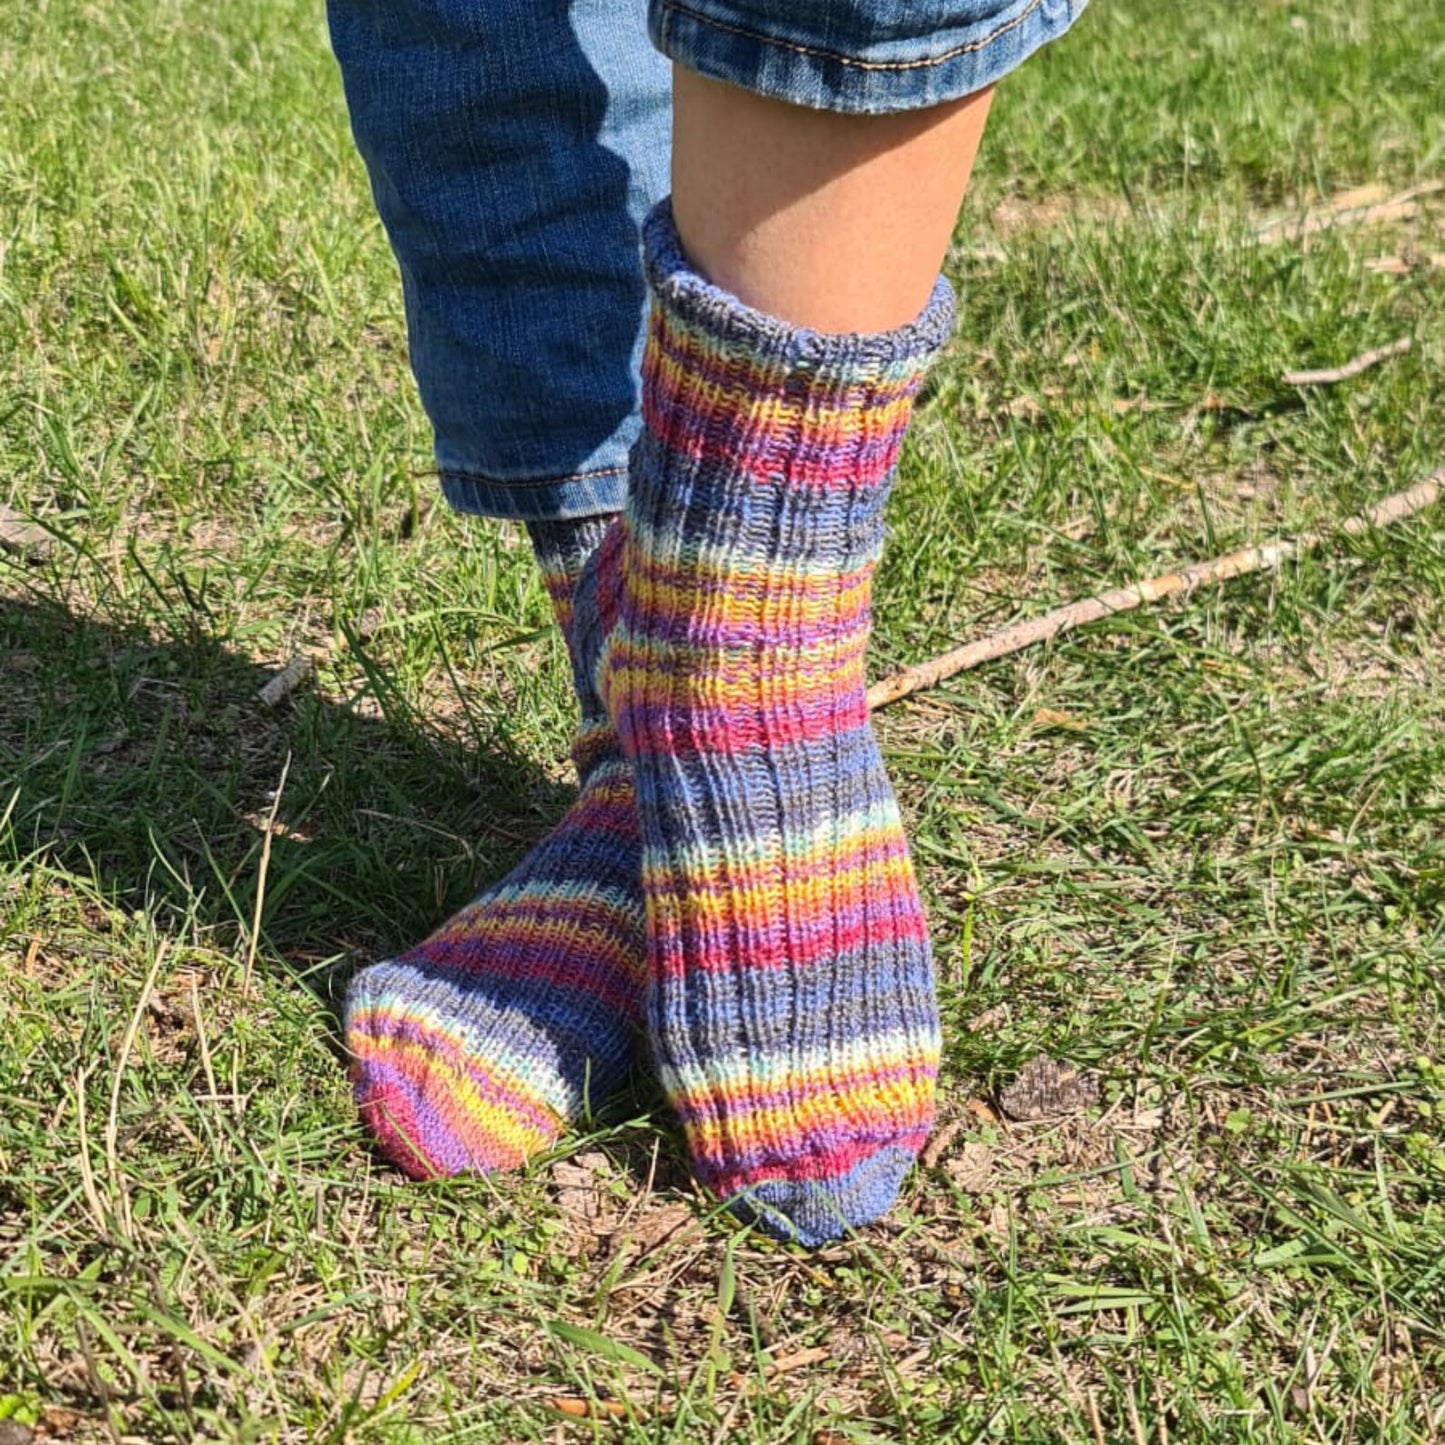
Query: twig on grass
1282 336 1412 386
1124 1390 1149 1445
1366 252 1445 275
549 1398 628 1421
762 1346 834 1378
867 470 1444 711
920 1117 968 1169
257 653 313 707
190 973 219 1102
105 939 171 1243
1255 180 1444 244
74 1064 108 1239
242 753 291 997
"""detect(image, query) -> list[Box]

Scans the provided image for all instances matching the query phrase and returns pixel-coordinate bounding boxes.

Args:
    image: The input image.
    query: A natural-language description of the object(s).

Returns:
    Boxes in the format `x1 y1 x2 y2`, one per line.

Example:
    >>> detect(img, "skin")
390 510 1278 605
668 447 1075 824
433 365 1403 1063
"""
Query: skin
671 65 995 334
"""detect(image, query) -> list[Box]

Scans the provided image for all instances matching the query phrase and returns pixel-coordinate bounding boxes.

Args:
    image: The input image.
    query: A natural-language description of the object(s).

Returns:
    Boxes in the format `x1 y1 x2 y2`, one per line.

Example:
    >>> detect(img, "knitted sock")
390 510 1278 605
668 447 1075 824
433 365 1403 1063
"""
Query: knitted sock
577 204 952 1245
346 514 646 1177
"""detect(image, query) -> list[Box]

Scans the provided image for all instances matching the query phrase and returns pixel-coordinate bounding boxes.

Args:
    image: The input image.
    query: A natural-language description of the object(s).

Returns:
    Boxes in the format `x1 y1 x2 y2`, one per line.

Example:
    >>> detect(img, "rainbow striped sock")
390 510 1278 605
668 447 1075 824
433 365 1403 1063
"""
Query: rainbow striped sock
579 204 952 1244
346 515 646 1177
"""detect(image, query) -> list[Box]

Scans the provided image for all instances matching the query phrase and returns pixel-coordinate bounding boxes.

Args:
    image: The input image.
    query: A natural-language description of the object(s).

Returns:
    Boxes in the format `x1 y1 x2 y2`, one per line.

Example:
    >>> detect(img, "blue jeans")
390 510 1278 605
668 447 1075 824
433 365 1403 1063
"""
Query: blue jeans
328 0 1085 521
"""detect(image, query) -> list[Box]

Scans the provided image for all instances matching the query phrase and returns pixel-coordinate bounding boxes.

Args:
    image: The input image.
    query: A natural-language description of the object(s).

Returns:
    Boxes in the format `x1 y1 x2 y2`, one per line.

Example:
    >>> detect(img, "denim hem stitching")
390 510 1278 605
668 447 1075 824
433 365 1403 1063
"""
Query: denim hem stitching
440 463 630 490
660 0 1052 75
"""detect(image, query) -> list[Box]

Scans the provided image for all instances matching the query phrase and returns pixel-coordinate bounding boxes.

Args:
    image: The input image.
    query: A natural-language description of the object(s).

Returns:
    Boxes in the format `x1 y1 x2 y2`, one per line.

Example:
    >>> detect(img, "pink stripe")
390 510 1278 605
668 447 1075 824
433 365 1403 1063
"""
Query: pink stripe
704 1130 933 1192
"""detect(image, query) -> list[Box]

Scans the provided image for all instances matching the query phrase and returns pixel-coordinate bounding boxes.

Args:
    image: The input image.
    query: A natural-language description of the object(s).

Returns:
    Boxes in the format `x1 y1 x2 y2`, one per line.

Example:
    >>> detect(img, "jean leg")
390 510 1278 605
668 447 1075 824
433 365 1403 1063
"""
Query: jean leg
328 0 671 519
650 0 1085 113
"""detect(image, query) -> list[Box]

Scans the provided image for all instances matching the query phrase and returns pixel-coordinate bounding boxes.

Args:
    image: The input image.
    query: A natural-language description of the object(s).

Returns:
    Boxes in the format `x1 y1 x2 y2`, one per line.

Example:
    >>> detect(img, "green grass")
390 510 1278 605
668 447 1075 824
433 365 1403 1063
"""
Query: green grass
2 0 1443 1439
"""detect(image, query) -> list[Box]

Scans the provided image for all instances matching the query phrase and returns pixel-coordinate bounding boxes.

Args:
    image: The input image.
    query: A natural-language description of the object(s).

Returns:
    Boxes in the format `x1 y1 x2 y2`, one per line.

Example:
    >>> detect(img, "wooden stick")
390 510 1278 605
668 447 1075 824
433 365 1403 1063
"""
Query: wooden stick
1283 336 1412 386
257 652 313 707
549 1398 628 1421
944 181 1441 267
1365 252 1445 275
105 940 171 1243
241 752 290 997
1255 180 1444 245
867 471 1444 711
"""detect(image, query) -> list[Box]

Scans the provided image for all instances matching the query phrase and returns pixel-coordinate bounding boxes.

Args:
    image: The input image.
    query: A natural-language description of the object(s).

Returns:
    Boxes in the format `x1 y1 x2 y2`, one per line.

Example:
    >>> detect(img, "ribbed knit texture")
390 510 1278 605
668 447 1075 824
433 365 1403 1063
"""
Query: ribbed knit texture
346 514 647 1177
576 203 952 1244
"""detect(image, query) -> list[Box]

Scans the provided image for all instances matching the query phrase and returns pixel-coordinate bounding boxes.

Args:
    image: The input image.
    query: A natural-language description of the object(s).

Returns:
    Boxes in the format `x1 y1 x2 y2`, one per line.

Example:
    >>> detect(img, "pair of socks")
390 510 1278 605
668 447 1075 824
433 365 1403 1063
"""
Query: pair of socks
346 203 952 1244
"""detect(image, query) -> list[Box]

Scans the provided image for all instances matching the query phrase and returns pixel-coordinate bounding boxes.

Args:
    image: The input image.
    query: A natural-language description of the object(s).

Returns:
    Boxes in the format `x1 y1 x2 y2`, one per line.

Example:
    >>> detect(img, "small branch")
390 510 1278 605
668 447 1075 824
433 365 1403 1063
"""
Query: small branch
106 940 171 1243
1366 252 1445 275
549 1399 628 1422
1255 180 1443 244
242 753 291 997
867 471 1444 711
1124 1390 1149 1445
74 1065 109 1239
257 653 313 707
920 1117 967 1169
1283 336 1412 386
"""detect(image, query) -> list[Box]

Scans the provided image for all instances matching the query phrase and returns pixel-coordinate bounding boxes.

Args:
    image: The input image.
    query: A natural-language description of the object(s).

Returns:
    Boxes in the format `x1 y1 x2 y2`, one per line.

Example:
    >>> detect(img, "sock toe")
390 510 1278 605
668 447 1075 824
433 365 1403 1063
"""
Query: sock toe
352 1067 460 1179
346 960 579 1175
727 1145 919 1246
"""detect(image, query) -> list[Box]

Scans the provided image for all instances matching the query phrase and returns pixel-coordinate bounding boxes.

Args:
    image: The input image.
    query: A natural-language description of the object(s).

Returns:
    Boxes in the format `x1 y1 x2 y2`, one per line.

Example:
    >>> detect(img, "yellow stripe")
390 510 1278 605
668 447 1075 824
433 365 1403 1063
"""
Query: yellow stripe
645 847 920 923
673 1070 937 1159
354 1032 562 1163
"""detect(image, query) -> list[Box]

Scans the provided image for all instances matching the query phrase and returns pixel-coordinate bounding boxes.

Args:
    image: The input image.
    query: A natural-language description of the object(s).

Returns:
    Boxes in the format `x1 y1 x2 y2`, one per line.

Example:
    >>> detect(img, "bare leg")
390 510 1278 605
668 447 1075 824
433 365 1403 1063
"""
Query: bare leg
671 66 993 333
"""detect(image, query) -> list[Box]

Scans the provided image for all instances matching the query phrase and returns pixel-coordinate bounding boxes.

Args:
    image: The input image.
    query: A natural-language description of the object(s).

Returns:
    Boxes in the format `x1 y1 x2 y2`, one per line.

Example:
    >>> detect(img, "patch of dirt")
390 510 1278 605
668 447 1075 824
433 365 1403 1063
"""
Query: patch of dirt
987 193 1132 238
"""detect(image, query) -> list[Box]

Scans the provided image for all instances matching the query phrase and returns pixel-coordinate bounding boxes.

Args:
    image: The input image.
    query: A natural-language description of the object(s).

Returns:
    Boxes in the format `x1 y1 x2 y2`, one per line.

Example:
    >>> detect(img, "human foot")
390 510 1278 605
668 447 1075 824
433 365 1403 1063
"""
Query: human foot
346 516 646 1176
577 204 951 1243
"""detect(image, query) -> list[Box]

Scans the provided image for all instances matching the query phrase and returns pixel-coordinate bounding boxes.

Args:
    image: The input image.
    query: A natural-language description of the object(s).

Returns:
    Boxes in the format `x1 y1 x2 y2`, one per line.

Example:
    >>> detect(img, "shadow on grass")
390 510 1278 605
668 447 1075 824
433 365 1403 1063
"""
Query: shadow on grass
0 589 571 1020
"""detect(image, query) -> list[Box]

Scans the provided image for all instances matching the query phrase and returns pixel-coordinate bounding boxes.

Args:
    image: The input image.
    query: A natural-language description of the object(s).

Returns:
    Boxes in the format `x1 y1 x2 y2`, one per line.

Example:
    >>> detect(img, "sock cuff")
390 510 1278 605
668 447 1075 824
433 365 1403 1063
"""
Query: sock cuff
632 201 953 567
641 200 956 390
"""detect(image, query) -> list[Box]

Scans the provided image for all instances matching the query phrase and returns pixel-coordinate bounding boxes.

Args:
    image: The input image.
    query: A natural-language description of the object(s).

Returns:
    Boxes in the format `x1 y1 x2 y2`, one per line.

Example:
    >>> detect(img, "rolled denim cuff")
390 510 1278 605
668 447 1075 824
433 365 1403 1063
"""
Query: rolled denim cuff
439 462 631 522
650 0 1087 115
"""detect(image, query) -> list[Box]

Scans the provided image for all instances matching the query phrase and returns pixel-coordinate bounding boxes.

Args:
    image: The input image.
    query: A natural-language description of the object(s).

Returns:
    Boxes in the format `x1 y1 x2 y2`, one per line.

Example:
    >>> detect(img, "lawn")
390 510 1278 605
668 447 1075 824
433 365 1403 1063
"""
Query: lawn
2 0 1443 1439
